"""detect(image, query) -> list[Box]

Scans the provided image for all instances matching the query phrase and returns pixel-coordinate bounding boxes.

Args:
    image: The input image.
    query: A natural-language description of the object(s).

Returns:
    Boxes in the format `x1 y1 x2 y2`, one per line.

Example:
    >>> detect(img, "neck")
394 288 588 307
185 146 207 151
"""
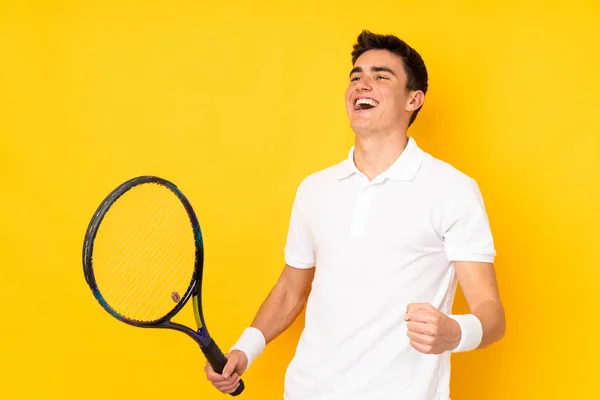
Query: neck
353 131 408 181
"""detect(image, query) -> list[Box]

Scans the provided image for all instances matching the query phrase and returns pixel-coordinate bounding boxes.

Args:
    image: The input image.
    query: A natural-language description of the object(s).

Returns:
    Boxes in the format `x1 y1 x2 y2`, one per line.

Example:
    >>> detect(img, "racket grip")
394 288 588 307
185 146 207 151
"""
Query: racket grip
202 340 245 396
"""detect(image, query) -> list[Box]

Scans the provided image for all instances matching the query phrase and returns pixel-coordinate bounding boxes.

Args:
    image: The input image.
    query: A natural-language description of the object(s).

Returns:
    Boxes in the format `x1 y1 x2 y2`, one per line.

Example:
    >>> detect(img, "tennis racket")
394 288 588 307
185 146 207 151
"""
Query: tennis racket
82 175 244 396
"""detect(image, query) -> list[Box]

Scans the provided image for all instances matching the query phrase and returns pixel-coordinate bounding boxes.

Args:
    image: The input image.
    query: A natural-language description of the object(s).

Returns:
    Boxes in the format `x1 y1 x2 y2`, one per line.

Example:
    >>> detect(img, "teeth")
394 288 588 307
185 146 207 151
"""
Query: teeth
355 98 378 107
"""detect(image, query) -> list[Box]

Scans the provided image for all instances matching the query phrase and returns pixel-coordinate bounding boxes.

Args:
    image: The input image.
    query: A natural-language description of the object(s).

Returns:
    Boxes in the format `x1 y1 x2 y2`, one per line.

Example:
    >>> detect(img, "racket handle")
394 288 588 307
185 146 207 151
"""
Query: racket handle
202 340 246 396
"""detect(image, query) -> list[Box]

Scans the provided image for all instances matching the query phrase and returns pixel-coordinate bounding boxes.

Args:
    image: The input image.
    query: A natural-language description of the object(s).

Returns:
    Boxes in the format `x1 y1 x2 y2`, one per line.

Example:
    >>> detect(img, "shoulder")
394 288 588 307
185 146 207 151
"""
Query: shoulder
295 159 347 195
415 149 487 214
418 151 481 197
415 150 492 234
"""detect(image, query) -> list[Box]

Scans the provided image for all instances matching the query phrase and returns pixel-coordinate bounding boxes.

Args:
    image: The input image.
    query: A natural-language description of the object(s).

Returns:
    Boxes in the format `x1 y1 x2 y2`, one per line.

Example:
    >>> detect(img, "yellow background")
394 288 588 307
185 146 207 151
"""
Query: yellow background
1 0 598 399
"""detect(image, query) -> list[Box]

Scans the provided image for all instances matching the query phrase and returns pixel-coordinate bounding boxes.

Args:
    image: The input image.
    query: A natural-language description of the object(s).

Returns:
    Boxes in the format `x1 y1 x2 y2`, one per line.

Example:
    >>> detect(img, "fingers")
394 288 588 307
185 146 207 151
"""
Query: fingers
405 303 441 323
407 328 434 345
221 357 237 379
406 303 435 354
218 375 241 394
405 303 457 355
407 320 438 336
205 363 241 393
406 303 433 312
405 310 435 323
407 328 438 354
204 366 227 383
204 352 245 394
213 373 240 393
409 339 435 354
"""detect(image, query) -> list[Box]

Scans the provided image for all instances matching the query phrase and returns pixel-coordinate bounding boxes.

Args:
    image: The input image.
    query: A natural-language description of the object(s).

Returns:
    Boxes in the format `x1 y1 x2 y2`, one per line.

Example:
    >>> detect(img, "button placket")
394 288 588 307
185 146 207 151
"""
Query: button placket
349 179 380 239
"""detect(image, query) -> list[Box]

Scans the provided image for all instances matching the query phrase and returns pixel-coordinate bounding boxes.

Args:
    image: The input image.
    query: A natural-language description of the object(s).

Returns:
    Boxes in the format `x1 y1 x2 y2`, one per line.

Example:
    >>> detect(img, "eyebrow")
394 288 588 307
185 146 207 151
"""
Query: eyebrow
350 66 397 77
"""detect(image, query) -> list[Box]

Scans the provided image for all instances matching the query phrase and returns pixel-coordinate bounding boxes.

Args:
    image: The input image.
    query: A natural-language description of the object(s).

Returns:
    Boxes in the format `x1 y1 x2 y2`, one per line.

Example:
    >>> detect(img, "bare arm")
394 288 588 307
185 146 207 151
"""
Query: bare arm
250 264 315 344
205 265 314 393
454 261 506 349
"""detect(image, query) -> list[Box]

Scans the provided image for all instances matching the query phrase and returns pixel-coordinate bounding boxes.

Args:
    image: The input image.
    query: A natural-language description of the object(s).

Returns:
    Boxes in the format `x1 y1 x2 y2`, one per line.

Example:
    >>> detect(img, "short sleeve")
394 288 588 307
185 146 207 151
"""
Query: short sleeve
283 182 315 269
442 178 496 263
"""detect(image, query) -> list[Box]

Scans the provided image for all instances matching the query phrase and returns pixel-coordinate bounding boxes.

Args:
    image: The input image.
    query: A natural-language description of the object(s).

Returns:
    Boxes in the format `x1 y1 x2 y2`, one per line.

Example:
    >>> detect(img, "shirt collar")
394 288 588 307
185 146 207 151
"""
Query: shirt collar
336 136 424 182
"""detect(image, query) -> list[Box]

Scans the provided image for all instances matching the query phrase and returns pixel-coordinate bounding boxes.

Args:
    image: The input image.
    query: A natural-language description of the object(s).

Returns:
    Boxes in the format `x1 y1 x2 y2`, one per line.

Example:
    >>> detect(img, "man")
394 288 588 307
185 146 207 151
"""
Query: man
204 30 506 399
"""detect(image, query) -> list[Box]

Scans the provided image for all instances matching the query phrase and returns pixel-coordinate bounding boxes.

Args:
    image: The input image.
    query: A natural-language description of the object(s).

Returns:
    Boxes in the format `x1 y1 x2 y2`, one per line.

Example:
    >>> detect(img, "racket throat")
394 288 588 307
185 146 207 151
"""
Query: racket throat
192 295 204 329
165 321 213 347
191 294 212 347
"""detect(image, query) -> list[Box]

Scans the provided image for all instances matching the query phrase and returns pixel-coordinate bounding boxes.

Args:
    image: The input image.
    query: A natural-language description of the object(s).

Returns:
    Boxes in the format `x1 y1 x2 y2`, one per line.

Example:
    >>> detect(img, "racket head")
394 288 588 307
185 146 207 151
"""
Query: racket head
82 176 206 328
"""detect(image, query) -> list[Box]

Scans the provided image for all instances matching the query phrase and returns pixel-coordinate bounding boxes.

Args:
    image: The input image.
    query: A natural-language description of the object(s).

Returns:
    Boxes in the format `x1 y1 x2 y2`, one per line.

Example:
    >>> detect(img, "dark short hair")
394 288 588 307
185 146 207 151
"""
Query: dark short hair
351 30 428 126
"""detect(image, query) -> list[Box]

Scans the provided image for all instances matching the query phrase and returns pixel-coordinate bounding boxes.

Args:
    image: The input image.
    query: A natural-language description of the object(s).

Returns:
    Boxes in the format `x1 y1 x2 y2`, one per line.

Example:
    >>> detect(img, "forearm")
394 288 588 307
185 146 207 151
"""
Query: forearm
452 261 505 351
250 281 308 344
471 299 505 349
230 266 313 367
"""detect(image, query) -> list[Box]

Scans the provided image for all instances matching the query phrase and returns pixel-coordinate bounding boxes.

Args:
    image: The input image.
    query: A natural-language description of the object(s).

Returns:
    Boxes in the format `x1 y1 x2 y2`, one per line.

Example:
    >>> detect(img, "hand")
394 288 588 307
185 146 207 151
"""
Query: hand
405 303 461 354
204 350 248 394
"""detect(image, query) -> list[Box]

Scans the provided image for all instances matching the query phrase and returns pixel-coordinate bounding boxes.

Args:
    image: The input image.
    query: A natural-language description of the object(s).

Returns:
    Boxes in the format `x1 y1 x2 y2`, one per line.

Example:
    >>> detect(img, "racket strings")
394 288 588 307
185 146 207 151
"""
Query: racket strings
117 224 192 319
92 183 196 323
105 204 180 303
111 190 193 314
100 190 193 320
101 196 171 294
104 200 173 274
100 199 160 281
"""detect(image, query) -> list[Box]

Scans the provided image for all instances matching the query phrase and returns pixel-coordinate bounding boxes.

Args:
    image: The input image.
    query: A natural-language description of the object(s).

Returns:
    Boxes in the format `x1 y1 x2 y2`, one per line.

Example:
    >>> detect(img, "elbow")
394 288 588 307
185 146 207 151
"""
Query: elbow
477 301 506 349
498 308 507 341
490 304 507 345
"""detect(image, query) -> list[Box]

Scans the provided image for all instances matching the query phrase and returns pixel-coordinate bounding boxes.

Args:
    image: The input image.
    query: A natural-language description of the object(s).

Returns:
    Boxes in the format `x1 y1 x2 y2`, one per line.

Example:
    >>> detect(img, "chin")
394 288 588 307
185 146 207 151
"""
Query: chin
350 115 375 128
350 122 377 136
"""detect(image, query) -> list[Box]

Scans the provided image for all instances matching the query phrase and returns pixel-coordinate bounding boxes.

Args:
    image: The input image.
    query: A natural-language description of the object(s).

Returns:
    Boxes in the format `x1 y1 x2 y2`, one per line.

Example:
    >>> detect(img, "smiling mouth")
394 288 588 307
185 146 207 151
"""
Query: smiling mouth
354 98 379 111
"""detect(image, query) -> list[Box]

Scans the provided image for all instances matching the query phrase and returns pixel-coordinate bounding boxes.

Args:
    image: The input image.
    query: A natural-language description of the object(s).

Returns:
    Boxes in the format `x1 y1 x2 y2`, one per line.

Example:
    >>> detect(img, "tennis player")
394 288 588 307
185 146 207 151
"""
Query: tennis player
204 30 506 399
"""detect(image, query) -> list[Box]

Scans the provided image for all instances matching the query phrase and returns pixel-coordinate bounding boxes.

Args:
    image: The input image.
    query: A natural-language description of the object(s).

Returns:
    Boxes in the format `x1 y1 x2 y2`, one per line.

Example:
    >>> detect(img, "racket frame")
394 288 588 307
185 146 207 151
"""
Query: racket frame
82 175 244 396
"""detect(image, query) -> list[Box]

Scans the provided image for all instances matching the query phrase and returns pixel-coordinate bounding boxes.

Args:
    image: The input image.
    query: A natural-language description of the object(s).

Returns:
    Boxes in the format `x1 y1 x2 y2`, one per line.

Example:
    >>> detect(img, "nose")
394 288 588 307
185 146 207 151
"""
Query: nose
355 76 372 91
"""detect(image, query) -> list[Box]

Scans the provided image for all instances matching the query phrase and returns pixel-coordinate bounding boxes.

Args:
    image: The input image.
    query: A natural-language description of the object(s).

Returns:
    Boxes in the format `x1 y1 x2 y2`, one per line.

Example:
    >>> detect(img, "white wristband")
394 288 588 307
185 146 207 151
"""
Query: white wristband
229 327 266 369
449 314 483 352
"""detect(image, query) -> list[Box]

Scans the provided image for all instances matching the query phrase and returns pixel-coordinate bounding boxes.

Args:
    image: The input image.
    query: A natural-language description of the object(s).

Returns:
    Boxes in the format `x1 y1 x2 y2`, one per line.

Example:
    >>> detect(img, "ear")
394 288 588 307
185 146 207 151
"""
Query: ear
406 90 425 112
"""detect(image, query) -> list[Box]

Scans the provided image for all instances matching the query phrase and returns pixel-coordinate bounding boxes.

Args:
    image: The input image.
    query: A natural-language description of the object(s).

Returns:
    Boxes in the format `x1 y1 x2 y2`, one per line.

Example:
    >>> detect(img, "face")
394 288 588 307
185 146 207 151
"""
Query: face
345 49 422 135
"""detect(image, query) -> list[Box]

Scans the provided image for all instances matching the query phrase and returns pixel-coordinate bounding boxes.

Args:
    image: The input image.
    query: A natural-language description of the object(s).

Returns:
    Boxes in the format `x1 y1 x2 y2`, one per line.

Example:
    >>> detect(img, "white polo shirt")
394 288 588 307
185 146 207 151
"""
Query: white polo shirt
282 137 495 400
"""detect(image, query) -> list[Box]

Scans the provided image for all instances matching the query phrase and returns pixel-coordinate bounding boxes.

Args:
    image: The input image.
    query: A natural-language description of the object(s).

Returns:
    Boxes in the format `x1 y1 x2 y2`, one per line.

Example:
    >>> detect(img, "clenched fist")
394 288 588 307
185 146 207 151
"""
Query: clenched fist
405 303 462 354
